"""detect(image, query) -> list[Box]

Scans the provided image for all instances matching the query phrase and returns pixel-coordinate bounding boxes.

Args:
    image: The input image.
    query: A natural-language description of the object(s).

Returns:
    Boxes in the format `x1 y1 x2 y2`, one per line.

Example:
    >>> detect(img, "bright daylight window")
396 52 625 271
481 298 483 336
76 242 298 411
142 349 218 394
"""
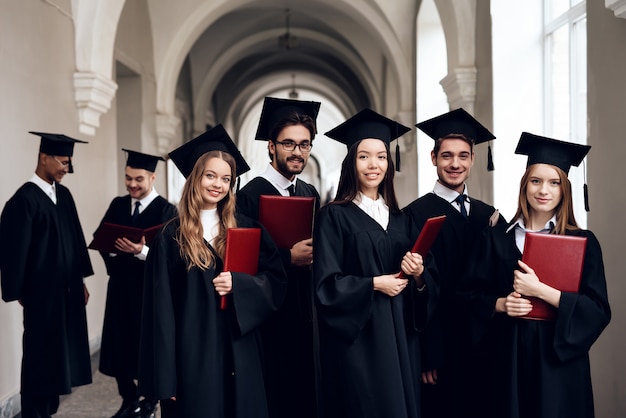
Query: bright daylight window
544 0 588 226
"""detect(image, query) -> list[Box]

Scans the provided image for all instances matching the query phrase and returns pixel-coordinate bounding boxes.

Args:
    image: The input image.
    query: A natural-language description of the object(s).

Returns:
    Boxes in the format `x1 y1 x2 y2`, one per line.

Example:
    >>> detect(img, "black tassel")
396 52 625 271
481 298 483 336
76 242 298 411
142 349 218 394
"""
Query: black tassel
584 183 589 212
395 142 401 172
487 143 494 171
236 177 241 192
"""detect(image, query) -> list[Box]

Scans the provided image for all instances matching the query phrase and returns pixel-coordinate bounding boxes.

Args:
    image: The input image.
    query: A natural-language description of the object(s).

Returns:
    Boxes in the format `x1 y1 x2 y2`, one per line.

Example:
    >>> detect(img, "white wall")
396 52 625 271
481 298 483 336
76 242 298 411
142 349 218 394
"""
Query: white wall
586 2 626 417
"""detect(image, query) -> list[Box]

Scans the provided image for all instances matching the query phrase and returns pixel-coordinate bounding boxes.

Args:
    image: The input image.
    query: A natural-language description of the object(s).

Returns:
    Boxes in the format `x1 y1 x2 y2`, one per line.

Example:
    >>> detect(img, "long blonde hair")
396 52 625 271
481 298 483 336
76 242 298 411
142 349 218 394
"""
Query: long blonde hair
512 164 579 234
176 150 238 270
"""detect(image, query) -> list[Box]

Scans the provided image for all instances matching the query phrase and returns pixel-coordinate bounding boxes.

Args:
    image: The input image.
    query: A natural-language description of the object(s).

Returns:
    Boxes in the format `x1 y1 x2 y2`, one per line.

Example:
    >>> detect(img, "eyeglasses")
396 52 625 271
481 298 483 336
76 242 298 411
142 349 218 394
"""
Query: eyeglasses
275 140 312 153
53 156 71 168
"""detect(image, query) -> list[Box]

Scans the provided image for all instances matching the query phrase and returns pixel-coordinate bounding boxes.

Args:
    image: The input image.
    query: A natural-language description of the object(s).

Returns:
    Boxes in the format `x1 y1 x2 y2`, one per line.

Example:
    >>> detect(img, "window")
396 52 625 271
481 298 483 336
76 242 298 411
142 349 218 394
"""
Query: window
544 0 587 226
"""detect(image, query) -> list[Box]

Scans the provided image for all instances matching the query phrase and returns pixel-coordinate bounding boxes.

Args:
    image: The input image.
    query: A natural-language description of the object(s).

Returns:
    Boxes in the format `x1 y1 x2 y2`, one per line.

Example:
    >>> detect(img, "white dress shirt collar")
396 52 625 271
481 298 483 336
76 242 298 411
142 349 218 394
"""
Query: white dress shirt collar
30 174 56 204
353 192 389 230
260 164 297 196
131 188 159 214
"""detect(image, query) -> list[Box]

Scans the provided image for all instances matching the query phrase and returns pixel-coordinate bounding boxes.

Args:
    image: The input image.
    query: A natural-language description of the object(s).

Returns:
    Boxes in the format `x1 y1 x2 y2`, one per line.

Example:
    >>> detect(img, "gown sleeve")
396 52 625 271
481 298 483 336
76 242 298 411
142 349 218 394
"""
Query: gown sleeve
313 206 375 342
461 227 507 346
230 218 287 335
553 231 611 361
138 226 179 400
0 193 32 302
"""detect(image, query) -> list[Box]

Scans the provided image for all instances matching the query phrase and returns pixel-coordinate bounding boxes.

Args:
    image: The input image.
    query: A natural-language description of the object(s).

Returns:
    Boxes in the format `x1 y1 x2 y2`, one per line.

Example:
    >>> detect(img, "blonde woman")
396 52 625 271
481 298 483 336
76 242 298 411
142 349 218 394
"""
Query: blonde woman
138 125 287 418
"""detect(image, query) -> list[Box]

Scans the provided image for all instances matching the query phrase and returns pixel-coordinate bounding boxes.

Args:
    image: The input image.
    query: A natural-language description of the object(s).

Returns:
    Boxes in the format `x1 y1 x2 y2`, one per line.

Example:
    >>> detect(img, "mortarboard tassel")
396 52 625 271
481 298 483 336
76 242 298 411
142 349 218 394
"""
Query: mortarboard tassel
395 142 401 172
487 142 494 171
582 159 589 212
236 177 241 192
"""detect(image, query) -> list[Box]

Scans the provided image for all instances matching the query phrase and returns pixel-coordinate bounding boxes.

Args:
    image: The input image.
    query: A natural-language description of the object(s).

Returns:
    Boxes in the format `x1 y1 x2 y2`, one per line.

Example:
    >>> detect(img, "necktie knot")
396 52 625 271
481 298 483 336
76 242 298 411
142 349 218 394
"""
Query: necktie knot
287 184 296 196
455 194 468 218
132 201 141 223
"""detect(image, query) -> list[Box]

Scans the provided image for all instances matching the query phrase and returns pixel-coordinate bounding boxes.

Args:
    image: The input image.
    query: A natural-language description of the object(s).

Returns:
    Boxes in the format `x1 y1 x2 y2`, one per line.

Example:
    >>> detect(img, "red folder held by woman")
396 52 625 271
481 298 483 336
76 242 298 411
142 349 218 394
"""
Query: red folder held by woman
221 227 261 309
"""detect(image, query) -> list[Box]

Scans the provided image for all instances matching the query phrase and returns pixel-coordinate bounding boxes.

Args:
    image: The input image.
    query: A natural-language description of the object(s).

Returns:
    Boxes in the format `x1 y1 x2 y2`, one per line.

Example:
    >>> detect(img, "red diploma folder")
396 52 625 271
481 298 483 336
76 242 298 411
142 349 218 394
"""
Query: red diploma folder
221 227 261 309
399 215 446 278
258 195 315 249
521 232 587 320
88 222 165 253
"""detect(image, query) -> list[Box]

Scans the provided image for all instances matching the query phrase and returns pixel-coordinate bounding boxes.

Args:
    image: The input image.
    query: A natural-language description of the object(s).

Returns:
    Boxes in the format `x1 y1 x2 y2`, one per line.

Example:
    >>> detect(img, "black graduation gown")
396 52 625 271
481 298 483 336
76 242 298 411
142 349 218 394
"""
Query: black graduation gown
0 182 94 396
463 224 611 418
97 195 177 378
137 213 287 418
402 193 505 417
313 203 438 418
237 176 321 418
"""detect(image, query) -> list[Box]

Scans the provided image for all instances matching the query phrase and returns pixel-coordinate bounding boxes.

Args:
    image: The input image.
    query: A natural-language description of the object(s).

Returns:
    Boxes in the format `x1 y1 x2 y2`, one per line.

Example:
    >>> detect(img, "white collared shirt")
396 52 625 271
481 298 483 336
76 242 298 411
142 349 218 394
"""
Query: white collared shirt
433 181 470 216
506 215 556 253
131 188 159 216
260 164 297 196
353 192 389 230
129 188 160 260
201 208 220 245
30 174 57 204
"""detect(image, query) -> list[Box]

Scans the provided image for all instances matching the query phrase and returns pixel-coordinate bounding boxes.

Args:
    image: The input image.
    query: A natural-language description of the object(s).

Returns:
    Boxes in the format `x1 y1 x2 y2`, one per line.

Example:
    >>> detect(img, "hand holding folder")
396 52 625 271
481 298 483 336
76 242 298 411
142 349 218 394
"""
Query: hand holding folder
399 215 446 279
258 195 315 249
520 232 587 320
88 222 165 253
221 228 261 310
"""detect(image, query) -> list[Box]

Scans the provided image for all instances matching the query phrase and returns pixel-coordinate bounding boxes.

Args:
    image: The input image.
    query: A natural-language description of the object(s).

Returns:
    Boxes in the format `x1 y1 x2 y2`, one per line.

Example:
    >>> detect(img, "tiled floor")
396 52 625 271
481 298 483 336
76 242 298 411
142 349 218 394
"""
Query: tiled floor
50 352 161 418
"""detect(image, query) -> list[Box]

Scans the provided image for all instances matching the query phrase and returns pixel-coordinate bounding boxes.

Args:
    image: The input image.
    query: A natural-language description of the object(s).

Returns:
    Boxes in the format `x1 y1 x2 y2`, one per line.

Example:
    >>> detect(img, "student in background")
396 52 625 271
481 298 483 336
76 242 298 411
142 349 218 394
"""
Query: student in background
314 109 438 418
138 125 287 418
403 109 505 418
463 132 610 418
96 149 177 418
0 132 93 418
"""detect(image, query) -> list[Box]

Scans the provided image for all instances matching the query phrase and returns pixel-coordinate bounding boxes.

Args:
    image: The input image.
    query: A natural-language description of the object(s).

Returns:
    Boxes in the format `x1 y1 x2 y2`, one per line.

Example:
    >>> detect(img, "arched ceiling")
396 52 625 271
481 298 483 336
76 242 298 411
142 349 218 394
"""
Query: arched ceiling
143 0 415 132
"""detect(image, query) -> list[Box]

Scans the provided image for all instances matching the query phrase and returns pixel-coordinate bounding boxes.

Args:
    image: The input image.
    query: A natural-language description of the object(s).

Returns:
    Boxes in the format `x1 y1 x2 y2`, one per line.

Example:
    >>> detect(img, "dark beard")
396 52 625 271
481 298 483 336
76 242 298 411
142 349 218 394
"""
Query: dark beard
275 156 304 177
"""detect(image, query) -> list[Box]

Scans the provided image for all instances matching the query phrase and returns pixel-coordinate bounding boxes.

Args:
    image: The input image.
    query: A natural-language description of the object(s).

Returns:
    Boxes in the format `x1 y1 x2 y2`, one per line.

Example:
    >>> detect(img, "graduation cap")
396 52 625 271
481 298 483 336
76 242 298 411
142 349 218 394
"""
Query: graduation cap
122 149 165 172
255 97 321 141
168 124 250 179
324 108 411 171
515 131 592 210
416 108 496 171
30 131 88 173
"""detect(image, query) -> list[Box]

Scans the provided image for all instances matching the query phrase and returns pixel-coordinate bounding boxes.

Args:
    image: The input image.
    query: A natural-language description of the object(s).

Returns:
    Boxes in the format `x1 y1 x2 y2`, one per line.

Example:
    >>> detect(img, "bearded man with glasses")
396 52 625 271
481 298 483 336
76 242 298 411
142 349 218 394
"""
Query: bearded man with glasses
237 97 322 418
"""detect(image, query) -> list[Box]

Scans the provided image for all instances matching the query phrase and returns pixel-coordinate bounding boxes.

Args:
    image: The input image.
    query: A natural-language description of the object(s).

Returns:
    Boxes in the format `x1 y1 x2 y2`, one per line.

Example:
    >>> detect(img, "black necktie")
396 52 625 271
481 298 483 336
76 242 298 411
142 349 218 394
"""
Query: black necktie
132 201 141 223
455 194 468 218
287 184 296 196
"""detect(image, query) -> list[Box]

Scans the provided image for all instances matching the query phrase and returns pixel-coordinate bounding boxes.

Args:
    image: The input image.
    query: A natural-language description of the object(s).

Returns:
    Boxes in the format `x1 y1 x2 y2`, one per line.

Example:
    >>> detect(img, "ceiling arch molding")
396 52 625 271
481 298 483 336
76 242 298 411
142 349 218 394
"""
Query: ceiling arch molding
152 0 414 120
191 27 380 133
606 0 626 18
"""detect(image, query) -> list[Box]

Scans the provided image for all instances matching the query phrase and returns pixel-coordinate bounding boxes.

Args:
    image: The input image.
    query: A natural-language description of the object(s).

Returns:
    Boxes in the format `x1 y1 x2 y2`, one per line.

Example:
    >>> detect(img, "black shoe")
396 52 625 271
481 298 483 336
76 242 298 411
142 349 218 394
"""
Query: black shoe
139 398 157 418
111 399 141 418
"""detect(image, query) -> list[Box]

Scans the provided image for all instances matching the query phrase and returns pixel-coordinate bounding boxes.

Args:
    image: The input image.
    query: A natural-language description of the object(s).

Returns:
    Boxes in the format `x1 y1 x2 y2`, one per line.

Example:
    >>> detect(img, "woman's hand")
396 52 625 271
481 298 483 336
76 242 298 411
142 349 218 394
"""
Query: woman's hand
495 291 532 317
401 251 425 278
513 260 543 297
513 260 561 308
213 271 233 296
373 274 409 297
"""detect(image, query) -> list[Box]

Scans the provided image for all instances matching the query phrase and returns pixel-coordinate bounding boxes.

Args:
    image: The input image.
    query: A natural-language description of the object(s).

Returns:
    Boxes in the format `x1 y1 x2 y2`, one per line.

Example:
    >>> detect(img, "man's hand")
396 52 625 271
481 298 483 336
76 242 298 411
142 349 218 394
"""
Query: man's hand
114 236 146 254
290 238 313 266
